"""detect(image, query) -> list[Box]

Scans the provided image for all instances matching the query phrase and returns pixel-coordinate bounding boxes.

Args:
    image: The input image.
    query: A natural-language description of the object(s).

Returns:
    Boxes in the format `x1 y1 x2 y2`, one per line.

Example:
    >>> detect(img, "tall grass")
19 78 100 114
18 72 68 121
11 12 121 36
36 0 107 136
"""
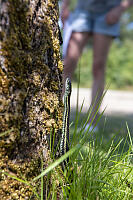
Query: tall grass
44 96 133 199
47 121 133 200
1 100 133 200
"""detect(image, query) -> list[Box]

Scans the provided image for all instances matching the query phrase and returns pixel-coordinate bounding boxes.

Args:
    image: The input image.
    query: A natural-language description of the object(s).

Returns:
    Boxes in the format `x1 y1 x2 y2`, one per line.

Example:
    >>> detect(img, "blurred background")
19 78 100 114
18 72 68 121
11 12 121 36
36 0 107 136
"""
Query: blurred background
59 0 133 90
59 0 133 149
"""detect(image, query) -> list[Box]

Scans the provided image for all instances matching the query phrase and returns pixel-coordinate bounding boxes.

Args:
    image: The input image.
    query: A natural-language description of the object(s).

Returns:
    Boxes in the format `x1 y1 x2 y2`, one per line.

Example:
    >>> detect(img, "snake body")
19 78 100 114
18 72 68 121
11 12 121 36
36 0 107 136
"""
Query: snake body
60 78 71 167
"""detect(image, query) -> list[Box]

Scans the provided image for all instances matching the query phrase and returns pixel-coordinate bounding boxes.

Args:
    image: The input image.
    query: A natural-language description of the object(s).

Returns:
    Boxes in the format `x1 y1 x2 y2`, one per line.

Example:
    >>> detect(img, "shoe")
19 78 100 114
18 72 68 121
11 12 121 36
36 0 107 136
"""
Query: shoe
83 123 98 133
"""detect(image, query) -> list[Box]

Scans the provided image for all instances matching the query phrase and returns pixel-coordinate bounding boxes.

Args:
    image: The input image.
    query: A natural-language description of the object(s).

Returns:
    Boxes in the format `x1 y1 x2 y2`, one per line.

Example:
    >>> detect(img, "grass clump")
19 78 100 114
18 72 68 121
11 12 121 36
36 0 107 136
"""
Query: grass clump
66 137 133 199
47 110 133 199
1 110 133 199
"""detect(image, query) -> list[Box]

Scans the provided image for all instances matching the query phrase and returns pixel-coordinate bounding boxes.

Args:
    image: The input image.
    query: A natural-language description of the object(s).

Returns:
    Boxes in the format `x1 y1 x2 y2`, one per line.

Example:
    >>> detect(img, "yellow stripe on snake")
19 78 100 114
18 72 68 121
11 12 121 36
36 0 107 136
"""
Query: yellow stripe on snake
60 78 71 169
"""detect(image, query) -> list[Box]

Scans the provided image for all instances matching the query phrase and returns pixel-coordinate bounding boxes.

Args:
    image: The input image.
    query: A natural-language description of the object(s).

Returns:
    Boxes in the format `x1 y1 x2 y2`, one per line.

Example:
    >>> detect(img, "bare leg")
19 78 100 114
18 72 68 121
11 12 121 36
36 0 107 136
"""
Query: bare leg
62 32 90 94
90 33 113 124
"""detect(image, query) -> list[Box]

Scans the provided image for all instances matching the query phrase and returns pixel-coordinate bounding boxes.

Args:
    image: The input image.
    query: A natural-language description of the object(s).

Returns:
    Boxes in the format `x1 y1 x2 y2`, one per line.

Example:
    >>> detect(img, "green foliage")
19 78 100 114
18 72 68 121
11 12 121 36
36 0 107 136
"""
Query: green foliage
69 0 77 10
73 40 133 89
107 40 133 89
120 9 133 41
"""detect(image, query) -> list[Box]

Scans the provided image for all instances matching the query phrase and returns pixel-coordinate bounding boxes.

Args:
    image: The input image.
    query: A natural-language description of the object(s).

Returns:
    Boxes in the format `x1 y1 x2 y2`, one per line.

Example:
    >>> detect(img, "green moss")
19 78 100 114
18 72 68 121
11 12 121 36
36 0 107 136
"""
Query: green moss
0 0 63 198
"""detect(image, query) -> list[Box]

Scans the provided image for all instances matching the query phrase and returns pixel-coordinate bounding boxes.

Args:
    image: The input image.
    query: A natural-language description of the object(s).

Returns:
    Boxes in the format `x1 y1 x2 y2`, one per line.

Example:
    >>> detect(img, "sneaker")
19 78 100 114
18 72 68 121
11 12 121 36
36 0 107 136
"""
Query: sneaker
83 123 98 133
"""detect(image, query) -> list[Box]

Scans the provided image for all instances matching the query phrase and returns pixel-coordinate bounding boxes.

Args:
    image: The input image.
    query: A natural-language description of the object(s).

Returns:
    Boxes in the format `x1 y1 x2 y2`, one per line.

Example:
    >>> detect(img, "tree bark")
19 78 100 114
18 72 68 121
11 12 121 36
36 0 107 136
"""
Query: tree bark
0 0 63 199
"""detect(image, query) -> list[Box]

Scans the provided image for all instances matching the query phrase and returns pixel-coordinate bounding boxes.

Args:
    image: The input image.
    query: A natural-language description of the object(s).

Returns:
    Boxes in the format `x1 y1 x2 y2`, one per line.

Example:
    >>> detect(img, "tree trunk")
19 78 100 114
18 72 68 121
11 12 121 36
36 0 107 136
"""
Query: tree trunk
0 0 63 199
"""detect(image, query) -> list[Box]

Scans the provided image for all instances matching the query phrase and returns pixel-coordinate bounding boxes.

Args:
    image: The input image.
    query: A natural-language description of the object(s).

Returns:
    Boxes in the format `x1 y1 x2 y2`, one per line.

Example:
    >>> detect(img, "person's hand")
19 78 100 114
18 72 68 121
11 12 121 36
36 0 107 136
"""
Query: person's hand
106 6 124 25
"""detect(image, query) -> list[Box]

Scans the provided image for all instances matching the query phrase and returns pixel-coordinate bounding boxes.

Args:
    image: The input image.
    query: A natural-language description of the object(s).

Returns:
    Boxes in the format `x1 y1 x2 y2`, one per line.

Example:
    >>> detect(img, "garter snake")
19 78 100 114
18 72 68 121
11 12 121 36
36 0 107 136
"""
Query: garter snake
60 78 71 168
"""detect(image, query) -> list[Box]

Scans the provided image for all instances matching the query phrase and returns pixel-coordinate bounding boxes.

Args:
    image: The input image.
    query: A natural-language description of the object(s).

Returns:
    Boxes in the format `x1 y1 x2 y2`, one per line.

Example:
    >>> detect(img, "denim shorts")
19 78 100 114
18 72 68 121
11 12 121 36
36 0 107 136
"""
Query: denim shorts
67 9 120 37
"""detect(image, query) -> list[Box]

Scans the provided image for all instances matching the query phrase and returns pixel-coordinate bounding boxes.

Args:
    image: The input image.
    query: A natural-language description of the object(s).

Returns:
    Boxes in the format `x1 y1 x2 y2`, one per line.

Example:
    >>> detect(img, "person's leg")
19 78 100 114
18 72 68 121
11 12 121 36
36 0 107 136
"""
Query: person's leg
90 33 113 124
62 32 90 94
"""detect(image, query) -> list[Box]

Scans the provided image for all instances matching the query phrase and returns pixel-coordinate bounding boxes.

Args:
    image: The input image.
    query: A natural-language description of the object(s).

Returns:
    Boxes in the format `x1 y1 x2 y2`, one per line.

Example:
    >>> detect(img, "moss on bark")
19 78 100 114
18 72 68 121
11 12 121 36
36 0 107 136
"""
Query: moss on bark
0 0 63 198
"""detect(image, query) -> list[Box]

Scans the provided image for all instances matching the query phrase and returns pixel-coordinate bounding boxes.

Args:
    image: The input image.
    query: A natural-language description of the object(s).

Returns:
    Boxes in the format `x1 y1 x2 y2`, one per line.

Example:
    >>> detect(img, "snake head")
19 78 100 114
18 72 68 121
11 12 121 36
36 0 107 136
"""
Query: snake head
65 78 71 97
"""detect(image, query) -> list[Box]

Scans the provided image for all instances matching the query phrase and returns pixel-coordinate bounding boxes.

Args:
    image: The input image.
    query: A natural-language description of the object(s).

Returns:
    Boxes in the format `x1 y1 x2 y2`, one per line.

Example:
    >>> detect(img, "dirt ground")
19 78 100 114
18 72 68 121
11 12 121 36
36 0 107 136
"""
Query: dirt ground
70 88 133 144
70 88 133 115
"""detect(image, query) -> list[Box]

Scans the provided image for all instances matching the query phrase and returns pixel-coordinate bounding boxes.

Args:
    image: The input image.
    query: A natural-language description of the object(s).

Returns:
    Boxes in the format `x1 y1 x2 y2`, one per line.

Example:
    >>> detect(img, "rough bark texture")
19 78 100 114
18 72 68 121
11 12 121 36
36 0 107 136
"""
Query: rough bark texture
0 0 63 199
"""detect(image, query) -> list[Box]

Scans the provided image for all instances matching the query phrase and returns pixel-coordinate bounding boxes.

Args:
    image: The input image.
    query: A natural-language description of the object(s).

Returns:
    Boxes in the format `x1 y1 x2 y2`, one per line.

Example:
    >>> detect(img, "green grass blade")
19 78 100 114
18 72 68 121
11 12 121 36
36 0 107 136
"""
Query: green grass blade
0 128 14 137
41 158 44 200
0 170 30 185
0 170 40 199
33 144 81 182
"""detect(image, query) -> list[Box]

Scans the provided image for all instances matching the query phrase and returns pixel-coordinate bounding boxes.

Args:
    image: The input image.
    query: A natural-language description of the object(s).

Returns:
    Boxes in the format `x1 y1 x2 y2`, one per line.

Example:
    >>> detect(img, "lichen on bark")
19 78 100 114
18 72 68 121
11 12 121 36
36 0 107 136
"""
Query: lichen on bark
0 0 63 199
